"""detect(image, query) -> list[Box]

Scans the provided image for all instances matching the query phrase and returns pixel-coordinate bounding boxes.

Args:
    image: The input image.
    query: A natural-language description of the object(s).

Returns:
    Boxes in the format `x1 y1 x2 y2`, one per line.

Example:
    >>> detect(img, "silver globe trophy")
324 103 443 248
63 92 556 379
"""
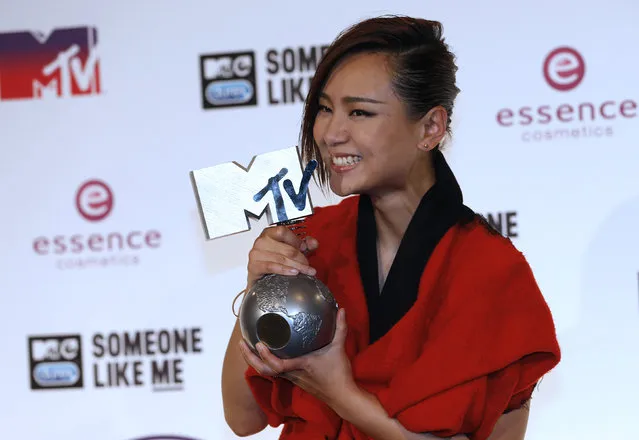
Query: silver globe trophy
189 146 338 358
239 273 337 358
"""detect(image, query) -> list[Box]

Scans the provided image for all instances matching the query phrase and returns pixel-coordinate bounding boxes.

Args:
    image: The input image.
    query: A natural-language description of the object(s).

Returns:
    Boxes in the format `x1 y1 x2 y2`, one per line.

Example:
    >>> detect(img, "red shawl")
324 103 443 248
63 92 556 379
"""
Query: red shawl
245 196 561 439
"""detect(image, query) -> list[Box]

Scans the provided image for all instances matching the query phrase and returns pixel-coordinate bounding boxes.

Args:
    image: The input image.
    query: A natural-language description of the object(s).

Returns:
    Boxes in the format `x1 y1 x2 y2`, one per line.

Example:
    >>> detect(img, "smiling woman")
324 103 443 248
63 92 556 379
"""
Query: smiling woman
221 15 561 440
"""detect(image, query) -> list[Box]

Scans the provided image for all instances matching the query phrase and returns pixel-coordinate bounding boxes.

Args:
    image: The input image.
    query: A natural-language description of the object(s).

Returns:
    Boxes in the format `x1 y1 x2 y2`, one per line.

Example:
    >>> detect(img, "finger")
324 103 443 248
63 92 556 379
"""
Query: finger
256 342 286 373
278 371 294 381
332 308 348 346
249 250 301 276
241 341 279 376
265 225 304 249
250 249 316 277
253 232 316 269
239 340 279 376
259 239 312 268
302 236 319 252
254 227 318 274
284 370 300 381
256 342 304 373
281 371 314 392
280 370 301 383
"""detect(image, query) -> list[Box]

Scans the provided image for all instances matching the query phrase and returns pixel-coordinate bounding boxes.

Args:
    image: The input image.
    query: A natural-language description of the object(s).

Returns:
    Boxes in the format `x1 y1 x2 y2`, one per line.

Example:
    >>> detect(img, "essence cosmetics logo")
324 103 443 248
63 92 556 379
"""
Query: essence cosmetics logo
496 46 636 142
32 179 162 270
75 179 114 221
543 47 586 91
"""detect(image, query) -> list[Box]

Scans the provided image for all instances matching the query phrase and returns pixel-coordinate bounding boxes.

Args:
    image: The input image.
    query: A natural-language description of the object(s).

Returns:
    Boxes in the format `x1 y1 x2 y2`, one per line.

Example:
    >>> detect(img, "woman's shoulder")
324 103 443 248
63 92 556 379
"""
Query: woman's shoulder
435 213 555 328
448 213 532 281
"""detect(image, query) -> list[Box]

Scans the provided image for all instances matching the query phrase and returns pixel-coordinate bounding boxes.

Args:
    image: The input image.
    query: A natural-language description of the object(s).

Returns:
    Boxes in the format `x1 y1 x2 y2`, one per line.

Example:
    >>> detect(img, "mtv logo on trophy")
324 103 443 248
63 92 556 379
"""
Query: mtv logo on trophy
189 146 337 359
190 146 316 240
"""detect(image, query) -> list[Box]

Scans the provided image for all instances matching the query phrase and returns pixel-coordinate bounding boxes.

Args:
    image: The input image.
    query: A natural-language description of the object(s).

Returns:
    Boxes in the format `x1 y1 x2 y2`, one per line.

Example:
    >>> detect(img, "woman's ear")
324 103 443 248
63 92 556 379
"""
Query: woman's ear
417 106 448 152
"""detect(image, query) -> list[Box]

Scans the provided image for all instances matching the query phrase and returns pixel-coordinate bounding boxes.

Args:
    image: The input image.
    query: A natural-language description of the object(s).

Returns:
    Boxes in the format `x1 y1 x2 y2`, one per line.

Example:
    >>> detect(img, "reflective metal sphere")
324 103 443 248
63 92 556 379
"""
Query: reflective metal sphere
239 273 338 359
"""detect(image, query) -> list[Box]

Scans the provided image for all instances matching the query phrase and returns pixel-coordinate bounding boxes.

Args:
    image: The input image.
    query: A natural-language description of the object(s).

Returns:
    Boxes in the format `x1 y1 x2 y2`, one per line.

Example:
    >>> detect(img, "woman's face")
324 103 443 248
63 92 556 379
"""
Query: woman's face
313 52 444 198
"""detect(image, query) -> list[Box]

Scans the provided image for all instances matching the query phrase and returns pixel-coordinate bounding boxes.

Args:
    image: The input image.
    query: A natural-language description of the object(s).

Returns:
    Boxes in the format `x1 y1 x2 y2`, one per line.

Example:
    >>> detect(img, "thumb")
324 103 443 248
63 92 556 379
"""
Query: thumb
332 308 348 345
302 236 319 252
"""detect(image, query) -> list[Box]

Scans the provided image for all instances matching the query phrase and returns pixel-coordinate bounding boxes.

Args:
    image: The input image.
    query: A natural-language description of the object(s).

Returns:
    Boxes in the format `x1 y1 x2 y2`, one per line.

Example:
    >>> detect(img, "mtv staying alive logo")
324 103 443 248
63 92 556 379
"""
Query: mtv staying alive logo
0 26 100 101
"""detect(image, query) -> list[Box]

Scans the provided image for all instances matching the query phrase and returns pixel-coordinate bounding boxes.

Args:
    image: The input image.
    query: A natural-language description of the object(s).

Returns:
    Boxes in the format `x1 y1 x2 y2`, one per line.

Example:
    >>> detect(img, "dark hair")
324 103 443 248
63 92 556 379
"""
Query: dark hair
300 15 461 187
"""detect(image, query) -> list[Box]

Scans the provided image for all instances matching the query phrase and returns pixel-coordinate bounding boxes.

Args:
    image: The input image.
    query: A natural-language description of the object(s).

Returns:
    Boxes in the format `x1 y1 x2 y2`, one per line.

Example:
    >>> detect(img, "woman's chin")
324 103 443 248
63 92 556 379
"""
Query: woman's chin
329 179 360 198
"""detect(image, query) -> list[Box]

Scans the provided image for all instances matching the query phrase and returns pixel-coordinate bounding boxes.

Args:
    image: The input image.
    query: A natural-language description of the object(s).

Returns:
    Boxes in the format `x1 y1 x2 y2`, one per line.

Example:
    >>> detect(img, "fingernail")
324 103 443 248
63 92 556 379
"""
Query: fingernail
288 268 299 274
307 267 316 276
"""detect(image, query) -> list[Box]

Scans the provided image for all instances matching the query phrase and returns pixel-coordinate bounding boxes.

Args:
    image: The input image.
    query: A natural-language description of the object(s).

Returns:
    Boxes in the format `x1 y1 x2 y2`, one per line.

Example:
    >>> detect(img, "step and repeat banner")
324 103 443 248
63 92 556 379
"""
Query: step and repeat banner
0 0 638 439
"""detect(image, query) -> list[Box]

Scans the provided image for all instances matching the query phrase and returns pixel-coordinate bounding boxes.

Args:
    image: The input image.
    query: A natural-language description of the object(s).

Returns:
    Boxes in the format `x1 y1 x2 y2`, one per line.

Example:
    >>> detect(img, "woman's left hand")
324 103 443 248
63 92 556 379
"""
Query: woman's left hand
239 308 356 409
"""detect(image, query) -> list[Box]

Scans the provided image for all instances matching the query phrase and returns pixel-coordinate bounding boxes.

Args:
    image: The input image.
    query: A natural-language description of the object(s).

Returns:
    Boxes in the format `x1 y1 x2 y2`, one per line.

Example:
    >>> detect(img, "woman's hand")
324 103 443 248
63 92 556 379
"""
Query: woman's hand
239 308 356 409
246 225 319 289
239 309 475 440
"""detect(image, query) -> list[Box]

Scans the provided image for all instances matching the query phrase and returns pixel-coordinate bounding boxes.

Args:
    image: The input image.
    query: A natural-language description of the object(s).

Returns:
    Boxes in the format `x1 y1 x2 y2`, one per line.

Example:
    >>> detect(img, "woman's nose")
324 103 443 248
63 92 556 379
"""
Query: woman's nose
322 115 349 146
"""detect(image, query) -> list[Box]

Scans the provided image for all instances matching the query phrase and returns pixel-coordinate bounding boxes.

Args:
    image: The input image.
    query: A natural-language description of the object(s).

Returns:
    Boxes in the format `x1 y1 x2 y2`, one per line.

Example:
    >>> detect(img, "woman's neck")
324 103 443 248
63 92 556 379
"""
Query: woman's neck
369 158 436 252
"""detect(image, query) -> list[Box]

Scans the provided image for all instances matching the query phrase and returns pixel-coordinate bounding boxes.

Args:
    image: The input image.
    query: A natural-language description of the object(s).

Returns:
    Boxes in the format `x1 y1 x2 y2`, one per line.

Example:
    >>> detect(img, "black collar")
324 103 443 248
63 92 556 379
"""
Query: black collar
356 150 474 344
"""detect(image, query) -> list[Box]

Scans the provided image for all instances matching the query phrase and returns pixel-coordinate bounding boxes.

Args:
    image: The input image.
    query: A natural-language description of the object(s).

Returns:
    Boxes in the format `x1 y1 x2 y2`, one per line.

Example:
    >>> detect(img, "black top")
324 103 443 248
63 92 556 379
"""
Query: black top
356 150 476 344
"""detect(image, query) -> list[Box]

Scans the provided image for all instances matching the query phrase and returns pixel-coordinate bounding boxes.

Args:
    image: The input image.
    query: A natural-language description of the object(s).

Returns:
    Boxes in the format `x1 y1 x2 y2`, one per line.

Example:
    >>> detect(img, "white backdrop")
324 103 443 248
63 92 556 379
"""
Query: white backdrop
0 0 638 439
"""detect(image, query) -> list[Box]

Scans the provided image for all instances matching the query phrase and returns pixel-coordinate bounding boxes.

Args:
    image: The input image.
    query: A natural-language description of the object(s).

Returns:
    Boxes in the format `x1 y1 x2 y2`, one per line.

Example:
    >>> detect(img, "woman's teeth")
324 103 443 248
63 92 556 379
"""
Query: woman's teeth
332 156 361 166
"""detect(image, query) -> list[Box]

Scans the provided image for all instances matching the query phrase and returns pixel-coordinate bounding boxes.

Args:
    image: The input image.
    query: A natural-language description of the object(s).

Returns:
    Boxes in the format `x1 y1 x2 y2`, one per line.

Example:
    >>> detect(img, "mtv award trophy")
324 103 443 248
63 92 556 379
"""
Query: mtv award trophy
189 146 338 359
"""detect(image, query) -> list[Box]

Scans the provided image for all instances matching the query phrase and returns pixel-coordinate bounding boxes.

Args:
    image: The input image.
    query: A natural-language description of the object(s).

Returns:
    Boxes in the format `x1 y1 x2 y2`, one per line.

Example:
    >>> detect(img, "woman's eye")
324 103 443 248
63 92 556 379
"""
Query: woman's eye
351 109 373 117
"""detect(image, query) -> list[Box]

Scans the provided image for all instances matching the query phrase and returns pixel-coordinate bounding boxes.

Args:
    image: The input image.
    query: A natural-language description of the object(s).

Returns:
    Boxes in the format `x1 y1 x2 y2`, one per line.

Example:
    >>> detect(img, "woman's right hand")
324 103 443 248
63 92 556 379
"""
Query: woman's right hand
246 225 319 289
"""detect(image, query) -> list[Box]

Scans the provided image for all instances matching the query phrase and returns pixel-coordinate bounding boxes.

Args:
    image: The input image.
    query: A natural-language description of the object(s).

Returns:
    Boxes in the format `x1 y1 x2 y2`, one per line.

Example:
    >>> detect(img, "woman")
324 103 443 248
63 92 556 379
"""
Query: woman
221 15 561 440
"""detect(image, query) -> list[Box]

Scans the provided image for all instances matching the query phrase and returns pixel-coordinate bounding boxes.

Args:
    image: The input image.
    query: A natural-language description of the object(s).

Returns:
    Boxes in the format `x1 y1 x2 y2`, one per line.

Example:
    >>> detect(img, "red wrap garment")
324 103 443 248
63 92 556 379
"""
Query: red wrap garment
244 159 561 439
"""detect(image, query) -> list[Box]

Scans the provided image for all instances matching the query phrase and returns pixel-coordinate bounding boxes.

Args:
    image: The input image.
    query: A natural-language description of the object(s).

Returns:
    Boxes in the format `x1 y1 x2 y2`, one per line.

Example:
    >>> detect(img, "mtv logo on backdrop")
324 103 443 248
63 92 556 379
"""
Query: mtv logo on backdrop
28 334 84 390
190 146 316 240
0 26 100 101
199 51 257 109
